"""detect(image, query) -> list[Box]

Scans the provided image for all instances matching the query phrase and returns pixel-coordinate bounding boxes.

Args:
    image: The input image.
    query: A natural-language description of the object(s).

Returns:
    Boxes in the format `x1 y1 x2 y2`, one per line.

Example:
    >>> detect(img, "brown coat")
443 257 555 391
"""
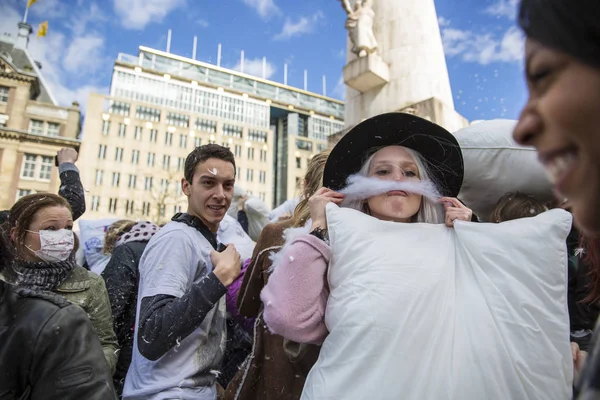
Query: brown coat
224 220 320 400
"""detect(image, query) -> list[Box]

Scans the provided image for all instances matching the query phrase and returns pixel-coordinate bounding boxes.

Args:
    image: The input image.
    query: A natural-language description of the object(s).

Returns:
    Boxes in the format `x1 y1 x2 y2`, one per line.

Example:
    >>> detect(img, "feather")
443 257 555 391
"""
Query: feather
268 223 311 272
339 174 442 206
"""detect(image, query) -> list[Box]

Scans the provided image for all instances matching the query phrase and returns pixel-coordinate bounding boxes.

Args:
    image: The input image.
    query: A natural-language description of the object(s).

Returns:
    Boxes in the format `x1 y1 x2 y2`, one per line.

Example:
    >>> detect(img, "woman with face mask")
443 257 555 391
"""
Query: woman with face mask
1 193 119 376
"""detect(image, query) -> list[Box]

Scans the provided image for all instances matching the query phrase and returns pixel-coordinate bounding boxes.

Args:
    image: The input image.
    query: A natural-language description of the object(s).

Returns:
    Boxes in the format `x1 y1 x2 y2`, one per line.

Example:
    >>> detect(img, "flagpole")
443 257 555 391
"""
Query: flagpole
23 3 29 23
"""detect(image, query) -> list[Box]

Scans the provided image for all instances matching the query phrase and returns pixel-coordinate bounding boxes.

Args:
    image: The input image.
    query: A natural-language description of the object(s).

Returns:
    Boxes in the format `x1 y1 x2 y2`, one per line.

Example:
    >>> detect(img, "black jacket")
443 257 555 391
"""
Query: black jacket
0 281 117 400
101 241 148 393
58 163 86 221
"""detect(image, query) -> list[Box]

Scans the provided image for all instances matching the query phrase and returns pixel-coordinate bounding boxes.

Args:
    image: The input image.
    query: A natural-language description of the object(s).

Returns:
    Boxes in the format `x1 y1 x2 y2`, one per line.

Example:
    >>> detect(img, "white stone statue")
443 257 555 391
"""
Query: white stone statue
339 0 378 57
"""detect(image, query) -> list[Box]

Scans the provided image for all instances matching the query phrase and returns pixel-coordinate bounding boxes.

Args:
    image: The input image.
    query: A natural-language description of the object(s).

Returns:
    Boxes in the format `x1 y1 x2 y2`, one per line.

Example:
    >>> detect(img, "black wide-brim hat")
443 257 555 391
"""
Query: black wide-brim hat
323 112 464 197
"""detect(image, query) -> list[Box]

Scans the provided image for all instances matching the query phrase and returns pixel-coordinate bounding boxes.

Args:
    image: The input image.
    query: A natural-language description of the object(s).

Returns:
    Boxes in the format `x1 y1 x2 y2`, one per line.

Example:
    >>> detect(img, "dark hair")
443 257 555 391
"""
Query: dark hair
184 144 236 183
519 0 600 69
2 193 77 257
490 191 547 223
0 229 13 272
581 235 600 303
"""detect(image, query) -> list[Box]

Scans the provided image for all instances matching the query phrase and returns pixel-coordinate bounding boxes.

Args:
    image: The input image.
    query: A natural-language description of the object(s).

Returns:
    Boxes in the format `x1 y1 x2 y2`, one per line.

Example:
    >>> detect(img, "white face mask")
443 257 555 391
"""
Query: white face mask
27 229 75 262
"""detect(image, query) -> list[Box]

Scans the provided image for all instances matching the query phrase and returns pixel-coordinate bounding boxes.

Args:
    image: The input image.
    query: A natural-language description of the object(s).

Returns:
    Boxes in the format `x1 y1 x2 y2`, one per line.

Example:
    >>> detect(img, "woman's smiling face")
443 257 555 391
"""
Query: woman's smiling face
513 38 600 234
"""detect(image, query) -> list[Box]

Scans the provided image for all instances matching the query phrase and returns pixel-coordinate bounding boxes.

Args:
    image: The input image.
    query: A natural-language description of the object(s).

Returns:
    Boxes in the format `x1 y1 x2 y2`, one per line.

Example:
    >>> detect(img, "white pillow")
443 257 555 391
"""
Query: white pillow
301 205 572 400
455 120 554 221
217 214 256 261
78 218 119 275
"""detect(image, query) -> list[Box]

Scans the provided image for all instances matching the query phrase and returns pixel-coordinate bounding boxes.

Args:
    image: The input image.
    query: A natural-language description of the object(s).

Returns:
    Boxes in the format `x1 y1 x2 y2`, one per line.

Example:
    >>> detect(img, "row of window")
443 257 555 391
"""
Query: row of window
91 196 184 217
21 154 53 180
101 120 265 143
29 119 61 137
96 144 268 165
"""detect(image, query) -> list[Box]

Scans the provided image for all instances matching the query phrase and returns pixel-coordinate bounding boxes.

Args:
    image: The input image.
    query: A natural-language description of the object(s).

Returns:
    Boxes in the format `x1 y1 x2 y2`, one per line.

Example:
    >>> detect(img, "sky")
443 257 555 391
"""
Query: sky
0 0 527 123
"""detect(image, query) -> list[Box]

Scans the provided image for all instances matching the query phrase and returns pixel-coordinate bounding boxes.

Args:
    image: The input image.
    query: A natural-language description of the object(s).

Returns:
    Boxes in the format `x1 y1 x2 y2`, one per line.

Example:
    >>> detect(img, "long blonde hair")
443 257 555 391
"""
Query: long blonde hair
103 220 136 254
291 149 331 228
345 146 446 224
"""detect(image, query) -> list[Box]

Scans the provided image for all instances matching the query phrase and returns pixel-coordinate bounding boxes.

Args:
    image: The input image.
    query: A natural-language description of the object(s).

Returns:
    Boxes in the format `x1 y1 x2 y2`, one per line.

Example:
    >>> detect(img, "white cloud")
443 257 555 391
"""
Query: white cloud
332 75 345 100
113 0 186 30
69 2 108 36
438 16 451 27
0 1 108 110
29 0 68 19
484 0 519 19
233 57 276 79
197 19 209 28
441 26 524 65
274 11 324 41
63 35 105 73
240 0 281 19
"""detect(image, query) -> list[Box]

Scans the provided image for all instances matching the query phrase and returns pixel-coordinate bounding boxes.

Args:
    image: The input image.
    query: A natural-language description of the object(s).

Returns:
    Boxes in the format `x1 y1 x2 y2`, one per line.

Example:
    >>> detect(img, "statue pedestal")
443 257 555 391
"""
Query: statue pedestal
343 53 389 93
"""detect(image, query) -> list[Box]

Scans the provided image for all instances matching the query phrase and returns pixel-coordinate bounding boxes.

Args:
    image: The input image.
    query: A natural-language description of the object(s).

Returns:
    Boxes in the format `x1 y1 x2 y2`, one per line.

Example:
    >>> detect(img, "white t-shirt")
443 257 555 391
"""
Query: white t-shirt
123 222 226 400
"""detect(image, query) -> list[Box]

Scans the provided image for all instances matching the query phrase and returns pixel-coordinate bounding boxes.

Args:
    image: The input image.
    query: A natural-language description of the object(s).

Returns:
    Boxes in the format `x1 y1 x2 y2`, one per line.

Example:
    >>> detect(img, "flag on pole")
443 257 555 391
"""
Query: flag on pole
37 21 48 37
27 0 38 8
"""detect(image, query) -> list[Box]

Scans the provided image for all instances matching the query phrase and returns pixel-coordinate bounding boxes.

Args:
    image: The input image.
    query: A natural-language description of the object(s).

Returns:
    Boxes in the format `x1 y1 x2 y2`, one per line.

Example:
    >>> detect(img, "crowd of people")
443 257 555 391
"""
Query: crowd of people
1 0 600 398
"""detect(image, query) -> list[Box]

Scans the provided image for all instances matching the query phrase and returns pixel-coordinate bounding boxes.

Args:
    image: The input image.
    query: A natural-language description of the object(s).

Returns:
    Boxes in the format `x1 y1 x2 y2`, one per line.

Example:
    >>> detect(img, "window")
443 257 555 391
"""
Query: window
112 172 121 187
177 157 185 171
125 200 135 215
98 144 107 159
236 167 241 178
136 106 161 122
128 174 137 189
134 126 143 140
0 86 8 103
115 147 124 162
165 132 173 146
179 134 187 148
102 120 110 136
145 177 153 191
16 189 32 200
21 154 37 178
47 122 60 137
91 196 100 211
259 192 266 202
247 147 254 160
246 169 253 182
109 101 130 116
260 149 267 162
317 143 328 152
160 179 168 192
37 156 52 180
147 153 155 167
108 198 118 213
95 169 103 186
248 129 268 143
222 123 243 138
29 120 44 135
195 118 217 133
296 139 313 152
162 155 171 170
166 112 189 128
173 205 182 215
131 150 140 164
142 201 151 216
259 170 266 184
150 129 158 143
296 157 302 168
194 137 202 147
160 204 166 217
118 123 127 138
234 145 242 158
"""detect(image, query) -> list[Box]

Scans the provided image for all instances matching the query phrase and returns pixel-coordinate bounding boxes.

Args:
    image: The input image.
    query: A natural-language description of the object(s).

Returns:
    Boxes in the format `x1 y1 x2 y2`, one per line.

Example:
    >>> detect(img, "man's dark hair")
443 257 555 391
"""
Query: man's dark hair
184 144 236 183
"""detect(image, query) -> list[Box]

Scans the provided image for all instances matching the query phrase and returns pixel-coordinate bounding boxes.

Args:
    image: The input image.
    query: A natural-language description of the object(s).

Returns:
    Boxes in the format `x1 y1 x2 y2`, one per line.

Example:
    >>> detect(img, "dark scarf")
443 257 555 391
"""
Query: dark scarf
10 257 77 291
519 0 600 70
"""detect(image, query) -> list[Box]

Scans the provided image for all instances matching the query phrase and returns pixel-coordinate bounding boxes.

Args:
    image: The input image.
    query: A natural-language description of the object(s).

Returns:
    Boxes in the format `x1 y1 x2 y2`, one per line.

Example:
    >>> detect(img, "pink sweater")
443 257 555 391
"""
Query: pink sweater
260 234 331 345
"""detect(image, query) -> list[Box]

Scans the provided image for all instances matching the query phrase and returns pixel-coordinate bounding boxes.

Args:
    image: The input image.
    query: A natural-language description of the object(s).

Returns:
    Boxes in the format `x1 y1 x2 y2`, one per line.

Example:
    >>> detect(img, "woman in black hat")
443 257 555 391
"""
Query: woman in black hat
260 112 472 346
512 0 600 397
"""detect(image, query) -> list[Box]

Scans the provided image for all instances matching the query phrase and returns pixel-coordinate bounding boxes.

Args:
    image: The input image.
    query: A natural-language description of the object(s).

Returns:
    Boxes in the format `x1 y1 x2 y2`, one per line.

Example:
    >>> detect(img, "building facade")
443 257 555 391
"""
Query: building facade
79 46 344 223
0 23 81 211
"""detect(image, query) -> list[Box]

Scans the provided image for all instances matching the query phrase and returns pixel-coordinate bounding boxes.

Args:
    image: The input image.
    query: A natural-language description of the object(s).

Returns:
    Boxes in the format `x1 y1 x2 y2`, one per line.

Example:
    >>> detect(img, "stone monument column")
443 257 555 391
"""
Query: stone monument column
341 0 468 133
